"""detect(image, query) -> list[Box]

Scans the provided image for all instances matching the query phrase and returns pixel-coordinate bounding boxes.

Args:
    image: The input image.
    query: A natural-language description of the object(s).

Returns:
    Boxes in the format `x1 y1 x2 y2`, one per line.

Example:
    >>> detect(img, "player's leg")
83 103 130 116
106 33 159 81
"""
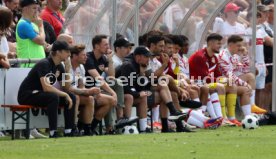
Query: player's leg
239 73 267 114
237 86 252 117
79 95 94 135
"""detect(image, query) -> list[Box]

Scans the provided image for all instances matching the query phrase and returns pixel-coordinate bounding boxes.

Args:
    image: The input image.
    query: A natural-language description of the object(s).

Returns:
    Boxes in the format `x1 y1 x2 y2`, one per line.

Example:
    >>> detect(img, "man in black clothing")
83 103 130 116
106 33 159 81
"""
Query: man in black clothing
116 46 151 132
84 35 117 134
116 46 187 133
17 41 76 138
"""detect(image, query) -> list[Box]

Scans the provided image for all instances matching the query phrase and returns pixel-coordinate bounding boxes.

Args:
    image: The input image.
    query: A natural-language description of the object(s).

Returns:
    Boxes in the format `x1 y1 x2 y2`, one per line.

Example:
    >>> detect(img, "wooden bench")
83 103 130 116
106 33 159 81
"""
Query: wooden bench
1 104 105 139
1 105 33 140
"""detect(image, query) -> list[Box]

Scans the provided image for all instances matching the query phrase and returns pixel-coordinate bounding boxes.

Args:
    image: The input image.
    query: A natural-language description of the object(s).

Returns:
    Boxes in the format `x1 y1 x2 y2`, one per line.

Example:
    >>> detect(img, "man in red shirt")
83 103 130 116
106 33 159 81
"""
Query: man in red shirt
41 0 64 36
189 33 241 126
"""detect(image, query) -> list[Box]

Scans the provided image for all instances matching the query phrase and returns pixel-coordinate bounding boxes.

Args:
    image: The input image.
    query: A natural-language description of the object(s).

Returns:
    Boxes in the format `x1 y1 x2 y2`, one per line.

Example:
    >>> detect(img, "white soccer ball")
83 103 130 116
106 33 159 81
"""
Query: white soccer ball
251 113 260 120
242 115 259 129
121 125 139 135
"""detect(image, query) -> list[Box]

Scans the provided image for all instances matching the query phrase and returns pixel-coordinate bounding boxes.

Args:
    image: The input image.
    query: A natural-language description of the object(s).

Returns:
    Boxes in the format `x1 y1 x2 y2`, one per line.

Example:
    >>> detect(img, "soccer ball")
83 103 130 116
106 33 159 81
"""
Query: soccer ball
121 126 139 135
242 115 259 129
251 113 260 120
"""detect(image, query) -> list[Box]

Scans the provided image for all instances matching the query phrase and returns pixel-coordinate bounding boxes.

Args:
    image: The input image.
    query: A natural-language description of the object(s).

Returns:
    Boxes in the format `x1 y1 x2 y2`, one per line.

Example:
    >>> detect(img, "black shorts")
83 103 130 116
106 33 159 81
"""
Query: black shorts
266 66 273 84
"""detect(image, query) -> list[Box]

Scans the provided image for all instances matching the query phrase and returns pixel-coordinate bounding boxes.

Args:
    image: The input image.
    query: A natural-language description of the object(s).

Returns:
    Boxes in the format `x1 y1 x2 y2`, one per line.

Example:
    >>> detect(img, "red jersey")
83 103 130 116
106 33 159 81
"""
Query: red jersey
41 7 64 36
189 48 222 83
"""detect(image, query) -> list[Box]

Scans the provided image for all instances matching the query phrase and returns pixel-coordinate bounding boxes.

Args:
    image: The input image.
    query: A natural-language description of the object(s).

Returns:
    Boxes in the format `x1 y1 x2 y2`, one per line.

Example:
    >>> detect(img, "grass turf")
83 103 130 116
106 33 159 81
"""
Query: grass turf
0 126 276 159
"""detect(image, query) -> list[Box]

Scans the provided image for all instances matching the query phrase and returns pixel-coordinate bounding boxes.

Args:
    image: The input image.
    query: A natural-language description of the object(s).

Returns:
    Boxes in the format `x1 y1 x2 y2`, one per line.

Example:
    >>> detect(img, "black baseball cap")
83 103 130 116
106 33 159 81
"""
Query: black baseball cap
113 38 134 48
20 0 39 8
133 46 153 57
52 40 71 52
261 0 273 5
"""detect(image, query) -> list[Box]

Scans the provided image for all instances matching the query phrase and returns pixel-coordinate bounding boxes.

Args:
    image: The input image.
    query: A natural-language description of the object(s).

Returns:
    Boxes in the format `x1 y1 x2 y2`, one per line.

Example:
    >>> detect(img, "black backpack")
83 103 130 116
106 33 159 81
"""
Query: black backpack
259 111 276 125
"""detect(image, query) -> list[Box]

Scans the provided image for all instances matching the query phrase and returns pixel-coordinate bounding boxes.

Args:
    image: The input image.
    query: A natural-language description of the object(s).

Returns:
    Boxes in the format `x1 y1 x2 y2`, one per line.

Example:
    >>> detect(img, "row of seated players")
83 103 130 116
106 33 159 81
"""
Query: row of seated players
17 32 267 138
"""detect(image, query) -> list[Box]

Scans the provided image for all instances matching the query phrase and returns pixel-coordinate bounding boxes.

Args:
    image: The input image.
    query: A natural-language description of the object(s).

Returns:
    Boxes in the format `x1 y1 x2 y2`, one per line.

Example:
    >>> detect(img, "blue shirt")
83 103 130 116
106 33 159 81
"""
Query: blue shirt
17 18 38 40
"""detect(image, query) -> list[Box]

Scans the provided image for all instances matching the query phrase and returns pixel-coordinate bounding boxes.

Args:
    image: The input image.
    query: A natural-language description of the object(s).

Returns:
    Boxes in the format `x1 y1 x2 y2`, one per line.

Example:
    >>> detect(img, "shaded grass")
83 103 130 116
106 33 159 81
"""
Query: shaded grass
0 126 276 159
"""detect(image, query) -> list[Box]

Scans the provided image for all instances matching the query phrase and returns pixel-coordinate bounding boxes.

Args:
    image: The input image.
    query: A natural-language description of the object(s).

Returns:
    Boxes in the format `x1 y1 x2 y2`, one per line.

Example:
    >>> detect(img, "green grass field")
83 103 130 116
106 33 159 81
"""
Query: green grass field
0 126 276 159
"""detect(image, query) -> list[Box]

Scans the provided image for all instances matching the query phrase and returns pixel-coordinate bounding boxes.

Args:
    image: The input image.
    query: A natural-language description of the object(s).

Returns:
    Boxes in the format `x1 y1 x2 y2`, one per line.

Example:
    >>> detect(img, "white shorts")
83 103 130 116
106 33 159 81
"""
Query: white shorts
256 65 266 89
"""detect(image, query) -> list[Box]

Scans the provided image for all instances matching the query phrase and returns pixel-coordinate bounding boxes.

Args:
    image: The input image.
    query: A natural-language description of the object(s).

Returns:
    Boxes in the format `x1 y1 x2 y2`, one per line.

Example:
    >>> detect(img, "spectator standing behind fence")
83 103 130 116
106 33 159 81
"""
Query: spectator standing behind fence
262 4 274 111
4 0 20 59
5 0 20 42
255 5 274 109
41 0 64 37
37 2 56 56
16 0 45 67
0 7 12 69
213 3 246 38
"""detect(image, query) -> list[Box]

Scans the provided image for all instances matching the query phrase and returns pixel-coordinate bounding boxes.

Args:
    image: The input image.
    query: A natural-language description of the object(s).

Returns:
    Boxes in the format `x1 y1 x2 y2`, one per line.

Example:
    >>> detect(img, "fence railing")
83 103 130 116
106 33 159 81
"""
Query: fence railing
8 58 43 65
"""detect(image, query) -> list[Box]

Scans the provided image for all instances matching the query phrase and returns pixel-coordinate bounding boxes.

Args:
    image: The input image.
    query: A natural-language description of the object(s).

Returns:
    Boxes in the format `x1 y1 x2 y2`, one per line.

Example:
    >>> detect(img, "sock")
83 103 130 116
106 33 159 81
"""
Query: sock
73 124 78 130
166 102 177 114
193 98 200 102
77 121 84 130
139 118 147 131
241 104 252 116
161 118 169 132
250 90 256 105
200 105 207 112
187 116 204 128
211 93 223 118
226 94 237 120
207 98 217 119
50 130 56 136
216 94 226 117
175 120 184 131
190 110 209 122
90 118 101 132
64 129 72 134
152 106 160 122
83 124 91 133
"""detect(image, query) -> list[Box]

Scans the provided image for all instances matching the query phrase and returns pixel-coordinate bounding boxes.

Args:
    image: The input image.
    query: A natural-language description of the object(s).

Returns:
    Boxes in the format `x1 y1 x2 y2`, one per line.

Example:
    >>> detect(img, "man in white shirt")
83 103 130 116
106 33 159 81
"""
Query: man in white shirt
69 44 114 135
255 5 274 110
213 3 246 40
